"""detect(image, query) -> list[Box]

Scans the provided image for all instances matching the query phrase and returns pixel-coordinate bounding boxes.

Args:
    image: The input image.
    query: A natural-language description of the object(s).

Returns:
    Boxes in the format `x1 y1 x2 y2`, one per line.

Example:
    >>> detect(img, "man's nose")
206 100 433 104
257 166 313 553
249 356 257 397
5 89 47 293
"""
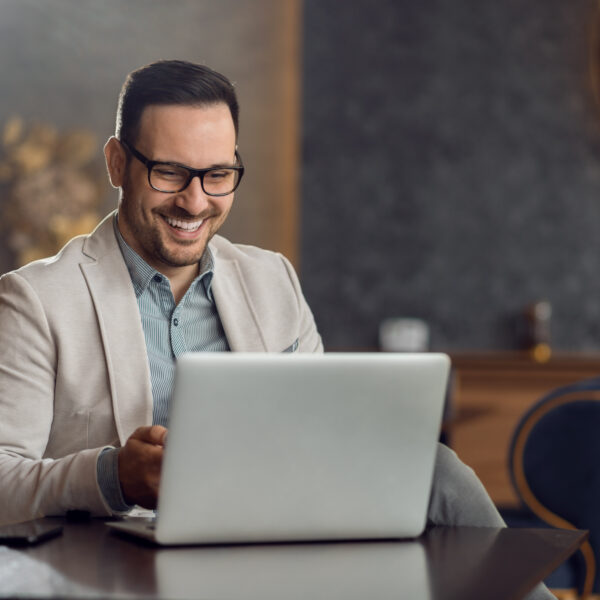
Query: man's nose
174 175 211 214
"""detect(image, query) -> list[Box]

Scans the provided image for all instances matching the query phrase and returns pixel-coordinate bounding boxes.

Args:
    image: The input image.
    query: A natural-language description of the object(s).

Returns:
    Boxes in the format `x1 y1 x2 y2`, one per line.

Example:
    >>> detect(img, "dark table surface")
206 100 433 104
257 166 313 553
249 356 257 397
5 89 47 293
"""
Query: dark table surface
0 518 586 600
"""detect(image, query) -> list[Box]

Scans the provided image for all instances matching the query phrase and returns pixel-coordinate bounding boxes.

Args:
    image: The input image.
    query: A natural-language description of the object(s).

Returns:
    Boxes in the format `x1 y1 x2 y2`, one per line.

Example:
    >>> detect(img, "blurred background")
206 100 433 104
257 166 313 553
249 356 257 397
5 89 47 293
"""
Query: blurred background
1 0 600 354
0 0 300 278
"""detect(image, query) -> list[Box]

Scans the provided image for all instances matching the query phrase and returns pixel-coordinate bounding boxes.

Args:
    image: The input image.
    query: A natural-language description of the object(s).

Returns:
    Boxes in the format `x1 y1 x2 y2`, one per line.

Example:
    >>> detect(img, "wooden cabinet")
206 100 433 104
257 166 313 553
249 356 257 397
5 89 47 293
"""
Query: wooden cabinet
448 352 600 508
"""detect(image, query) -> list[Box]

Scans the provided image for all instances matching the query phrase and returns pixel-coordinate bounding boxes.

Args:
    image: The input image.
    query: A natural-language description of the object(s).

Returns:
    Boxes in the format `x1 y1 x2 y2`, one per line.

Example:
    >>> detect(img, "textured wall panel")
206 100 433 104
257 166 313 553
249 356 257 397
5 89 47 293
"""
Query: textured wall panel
301 0 600 351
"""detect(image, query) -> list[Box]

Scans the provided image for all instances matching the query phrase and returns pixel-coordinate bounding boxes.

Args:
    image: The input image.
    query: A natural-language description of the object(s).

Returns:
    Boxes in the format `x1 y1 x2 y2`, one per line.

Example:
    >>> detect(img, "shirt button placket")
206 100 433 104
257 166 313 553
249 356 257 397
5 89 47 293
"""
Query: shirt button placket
171 312 186 357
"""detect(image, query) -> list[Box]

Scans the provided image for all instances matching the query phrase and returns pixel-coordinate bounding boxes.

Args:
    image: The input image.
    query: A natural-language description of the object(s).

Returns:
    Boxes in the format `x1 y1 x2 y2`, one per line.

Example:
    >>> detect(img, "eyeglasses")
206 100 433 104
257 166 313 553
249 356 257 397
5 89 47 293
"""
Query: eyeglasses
120 140 244 196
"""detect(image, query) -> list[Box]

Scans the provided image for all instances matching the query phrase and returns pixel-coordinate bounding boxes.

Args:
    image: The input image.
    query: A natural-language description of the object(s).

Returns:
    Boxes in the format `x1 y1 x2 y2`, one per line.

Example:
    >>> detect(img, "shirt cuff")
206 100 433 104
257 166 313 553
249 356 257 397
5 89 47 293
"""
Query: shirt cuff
96 447 133 513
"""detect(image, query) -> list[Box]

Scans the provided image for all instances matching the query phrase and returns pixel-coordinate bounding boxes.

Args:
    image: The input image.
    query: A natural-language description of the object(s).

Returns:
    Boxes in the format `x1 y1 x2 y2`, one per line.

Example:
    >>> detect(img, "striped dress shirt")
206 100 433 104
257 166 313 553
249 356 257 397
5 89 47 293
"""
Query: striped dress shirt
97 217 229 511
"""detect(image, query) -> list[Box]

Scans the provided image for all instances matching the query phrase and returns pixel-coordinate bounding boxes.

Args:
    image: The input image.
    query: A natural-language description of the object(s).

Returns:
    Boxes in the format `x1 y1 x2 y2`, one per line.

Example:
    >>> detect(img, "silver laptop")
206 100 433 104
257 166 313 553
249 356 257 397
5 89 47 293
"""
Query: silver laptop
107 352 450 545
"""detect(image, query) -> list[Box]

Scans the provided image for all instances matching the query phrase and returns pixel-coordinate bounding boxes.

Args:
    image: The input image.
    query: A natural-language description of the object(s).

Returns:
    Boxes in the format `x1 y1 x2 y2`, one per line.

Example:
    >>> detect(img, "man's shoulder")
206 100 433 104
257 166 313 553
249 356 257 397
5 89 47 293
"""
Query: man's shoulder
1 214 118 290
210 235 288 266
3 235 88 283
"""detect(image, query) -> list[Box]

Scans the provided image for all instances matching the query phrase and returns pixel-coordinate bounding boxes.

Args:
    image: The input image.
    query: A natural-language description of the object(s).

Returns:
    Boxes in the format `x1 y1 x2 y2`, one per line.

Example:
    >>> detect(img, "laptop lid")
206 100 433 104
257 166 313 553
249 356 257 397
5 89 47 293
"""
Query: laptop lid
153 352 450 545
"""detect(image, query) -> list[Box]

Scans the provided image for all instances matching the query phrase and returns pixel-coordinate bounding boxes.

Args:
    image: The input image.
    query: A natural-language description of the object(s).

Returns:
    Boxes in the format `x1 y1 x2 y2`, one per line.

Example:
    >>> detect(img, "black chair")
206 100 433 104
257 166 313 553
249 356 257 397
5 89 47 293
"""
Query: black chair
508 377 600 599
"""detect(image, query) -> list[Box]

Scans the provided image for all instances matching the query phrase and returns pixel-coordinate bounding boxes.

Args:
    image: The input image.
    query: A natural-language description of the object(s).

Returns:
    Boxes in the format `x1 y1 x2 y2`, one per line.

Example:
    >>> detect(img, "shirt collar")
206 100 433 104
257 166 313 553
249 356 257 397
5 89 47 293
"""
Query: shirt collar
113 214 216 301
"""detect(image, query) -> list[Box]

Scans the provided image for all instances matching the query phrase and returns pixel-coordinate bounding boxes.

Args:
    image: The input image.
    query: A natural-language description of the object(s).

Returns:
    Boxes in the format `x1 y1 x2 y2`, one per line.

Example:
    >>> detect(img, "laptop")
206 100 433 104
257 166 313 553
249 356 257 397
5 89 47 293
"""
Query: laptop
106 352 450 545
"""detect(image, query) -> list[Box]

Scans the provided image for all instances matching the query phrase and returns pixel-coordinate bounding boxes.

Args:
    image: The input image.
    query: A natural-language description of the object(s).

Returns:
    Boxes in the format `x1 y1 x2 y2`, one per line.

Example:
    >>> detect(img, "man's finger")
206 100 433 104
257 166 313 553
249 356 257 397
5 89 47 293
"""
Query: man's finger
130 425 168 446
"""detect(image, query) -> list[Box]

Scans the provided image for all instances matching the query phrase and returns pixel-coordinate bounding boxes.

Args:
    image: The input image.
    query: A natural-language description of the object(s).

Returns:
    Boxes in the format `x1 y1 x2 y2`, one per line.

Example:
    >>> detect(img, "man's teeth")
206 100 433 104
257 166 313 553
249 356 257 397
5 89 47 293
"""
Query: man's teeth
164 216 203 231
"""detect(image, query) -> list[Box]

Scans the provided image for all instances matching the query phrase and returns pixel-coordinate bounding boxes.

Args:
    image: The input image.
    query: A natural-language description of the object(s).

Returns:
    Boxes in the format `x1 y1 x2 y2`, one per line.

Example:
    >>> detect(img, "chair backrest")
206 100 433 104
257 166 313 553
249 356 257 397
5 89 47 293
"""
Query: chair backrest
509 377 600 597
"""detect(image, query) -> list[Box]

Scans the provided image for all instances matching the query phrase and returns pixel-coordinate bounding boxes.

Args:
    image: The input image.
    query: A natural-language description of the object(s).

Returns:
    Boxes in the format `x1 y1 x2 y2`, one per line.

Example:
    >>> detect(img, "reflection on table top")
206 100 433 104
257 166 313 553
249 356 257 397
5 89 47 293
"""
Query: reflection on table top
0 518 586 600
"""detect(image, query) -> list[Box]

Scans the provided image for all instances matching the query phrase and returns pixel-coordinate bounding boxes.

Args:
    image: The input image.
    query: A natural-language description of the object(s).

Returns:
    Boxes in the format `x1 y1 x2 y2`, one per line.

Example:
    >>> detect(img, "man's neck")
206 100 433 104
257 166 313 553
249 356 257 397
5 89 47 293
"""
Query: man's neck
164 263 200 305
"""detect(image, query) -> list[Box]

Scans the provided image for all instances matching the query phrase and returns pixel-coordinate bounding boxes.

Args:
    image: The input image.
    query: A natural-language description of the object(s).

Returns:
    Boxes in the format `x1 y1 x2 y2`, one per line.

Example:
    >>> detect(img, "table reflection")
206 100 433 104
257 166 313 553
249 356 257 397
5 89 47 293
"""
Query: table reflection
155 540 430 600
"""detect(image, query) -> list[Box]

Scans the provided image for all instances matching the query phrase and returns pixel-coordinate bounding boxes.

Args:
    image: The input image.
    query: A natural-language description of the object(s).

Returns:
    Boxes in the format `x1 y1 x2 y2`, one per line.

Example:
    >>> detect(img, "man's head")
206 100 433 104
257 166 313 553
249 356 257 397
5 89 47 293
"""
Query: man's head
104 60 242 281
115 59 239 146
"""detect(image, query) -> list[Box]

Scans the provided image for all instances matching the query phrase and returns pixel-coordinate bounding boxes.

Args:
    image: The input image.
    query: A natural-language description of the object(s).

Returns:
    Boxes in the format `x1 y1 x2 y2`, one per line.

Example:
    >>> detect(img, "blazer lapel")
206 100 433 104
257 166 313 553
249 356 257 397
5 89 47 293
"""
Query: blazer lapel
80 215 153 445
211 255 268 352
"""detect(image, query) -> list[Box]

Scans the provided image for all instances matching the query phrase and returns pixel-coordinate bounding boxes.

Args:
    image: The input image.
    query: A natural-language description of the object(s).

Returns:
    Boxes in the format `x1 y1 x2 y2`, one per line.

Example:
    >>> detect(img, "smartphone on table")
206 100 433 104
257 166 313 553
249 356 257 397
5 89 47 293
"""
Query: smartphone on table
0 519 63 546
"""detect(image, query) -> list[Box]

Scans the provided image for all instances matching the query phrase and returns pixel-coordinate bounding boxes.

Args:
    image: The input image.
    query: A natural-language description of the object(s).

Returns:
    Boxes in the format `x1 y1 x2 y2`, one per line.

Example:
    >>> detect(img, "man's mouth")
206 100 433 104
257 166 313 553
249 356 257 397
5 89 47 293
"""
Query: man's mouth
163 215 204 232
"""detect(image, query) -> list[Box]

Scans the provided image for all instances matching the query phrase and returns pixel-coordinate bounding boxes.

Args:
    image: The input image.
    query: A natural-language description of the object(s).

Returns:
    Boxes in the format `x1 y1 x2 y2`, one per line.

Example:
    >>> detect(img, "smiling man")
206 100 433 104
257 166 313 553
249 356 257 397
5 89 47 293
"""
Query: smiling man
0 60 321 517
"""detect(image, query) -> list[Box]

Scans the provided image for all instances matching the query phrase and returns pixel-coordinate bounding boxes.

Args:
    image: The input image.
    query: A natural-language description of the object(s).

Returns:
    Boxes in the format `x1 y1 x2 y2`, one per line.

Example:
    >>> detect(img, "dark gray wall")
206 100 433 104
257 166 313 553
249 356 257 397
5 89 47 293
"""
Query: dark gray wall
301 0 600 351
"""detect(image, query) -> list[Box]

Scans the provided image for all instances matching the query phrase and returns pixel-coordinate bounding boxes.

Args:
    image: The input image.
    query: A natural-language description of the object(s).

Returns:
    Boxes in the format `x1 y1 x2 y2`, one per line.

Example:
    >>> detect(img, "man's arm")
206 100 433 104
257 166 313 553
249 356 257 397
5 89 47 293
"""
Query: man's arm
0 272 112 524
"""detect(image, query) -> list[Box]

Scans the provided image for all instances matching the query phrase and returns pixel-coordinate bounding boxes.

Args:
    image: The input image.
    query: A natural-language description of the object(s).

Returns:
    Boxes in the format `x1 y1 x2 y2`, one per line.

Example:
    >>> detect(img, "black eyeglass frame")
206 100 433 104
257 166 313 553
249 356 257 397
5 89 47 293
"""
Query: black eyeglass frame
120 140 245 196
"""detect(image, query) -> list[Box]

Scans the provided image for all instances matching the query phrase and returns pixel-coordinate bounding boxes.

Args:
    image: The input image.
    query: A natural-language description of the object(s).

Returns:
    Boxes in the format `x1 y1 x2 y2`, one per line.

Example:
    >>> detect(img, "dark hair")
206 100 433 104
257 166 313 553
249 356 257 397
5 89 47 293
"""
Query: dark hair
115 59 240 144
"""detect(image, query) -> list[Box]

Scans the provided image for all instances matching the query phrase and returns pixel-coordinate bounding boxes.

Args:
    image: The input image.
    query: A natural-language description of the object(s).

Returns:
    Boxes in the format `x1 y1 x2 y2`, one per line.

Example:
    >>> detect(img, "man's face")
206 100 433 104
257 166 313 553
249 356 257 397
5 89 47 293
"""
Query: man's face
113 103 237 275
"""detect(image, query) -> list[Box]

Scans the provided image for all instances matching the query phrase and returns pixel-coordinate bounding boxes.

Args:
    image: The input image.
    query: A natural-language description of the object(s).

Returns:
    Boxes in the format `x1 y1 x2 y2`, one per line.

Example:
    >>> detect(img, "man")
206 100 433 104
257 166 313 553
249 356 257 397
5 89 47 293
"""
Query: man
0 60 320 518
0 59 555 599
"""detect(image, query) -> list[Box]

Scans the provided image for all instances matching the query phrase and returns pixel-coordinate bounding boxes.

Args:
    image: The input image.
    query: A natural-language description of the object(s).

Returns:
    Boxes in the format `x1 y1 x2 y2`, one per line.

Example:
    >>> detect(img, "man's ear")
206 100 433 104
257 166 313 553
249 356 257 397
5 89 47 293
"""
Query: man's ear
104 137 127 188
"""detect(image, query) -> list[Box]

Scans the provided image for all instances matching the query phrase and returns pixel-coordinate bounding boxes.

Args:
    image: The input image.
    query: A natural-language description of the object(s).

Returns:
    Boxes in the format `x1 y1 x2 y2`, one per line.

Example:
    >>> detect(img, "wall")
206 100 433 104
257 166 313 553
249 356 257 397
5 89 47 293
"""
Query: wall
4 0 600 353
301 0 600 351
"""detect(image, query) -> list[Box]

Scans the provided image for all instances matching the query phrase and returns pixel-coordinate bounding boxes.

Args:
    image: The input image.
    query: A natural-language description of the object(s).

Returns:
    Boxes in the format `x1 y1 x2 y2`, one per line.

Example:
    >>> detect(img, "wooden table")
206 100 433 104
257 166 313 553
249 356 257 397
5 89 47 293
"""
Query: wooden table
0 518 586 599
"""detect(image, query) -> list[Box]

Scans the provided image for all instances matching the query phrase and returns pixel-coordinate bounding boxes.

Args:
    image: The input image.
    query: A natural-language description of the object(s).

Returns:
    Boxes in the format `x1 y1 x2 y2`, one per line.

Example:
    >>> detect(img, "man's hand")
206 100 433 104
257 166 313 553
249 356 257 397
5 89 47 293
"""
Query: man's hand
118 425 168 508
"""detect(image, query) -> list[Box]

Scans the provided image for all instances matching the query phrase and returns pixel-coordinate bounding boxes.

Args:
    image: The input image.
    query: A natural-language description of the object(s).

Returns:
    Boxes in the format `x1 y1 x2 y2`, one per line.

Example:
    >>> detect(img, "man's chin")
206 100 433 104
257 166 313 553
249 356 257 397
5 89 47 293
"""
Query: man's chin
155 232 209 263
158 250 207 268
160 241 210 265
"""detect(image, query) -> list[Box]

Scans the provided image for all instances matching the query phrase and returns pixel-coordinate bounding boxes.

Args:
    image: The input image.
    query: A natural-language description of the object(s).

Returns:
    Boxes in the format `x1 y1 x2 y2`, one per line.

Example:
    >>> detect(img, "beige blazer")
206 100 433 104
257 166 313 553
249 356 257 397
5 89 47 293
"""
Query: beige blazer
0 212 322 525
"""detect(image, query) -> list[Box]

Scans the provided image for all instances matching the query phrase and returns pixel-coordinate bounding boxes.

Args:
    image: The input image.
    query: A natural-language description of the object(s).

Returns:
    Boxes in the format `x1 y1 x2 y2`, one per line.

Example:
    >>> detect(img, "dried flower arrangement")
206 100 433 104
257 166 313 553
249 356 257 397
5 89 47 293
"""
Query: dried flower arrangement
0 117 105 266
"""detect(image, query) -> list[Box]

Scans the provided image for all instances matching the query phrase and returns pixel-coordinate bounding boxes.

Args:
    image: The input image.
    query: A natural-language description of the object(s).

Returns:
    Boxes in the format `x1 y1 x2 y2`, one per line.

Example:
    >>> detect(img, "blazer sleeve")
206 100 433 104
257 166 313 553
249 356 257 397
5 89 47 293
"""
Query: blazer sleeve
0 272 111 524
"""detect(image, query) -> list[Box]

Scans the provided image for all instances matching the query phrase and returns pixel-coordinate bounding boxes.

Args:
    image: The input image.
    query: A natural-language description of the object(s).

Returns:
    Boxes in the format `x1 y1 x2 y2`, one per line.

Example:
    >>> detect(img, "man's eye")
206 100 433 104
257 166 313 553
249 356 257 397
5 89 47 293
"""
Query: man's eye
154 166 184 179
207 170 232 180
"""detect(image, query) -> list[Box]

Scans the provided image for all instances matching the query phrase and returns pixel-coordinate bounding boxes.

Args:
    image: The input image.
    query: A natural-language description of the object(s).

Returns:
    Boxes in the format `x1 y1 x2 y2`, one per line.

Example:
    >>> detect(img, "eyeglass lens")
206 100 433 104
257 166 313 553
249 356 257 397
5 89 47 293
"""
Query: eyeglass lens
150 164 240 195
